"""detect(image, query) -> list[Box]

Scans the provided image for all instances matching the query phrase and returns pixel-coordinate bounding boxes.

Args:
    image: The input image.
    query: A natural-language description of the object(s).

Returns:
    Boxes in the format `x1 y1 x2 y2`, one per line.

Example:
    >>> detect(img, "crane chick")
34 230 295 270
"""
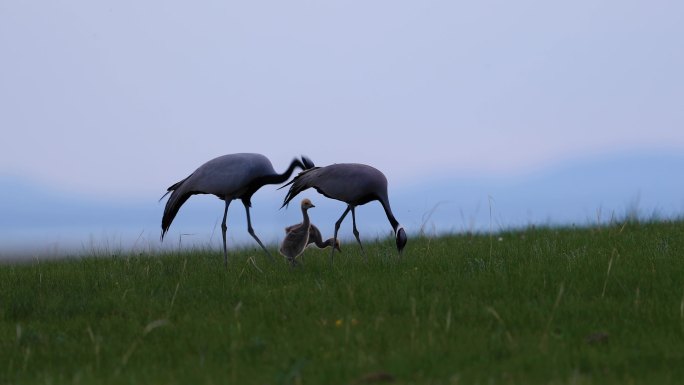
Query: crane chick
306 224 342 252
285 223 342 252
279 199 316 266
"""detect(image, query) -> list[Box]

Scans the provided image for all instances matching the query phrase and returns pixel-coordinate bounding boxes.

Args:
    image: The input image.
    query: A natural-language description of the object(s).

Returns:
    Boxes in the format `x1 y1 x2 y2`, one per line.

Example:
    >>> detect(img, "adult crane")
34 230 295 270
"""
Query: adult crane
161 153 314 267
280 163 407 263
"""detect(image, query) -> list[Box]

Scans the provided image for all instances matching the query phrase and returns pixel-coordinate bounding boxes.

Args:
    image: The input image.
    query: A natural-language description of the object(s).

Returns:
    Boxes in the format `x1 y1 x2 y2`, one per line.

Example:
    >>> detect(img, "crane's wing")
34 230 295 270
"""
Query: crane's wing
281 164 386 208
285 223 301 233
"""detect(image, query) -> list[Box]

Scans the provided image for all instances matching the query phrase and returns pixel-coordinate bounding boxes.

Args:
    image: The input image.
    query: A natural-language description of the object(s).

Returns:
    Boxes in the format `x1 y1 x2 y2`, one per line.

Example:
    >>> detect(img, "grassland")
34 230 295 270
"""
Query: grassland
1 220 684 384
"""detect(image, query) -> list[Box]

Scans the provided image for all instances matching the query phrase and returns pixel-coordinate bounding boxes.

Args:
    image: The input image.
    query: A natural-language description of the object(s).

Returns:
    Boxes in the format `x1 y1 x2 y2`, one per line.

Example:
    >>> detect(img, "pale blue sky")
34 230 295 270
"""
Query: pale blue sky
1 1 684 256
1 1 683 201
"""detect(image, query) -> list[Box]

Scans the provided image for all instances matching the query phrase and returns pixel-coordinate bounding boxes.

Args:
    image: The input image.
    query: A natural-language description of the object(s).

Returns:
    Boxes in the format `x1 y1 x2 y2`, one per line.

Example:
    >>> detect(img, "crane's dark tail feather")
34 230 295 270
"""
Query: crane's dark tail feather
160 174 194 240
280 167 319 209
159 190 172 202
161 190 194 241
277 178 295 190
159 174 193 202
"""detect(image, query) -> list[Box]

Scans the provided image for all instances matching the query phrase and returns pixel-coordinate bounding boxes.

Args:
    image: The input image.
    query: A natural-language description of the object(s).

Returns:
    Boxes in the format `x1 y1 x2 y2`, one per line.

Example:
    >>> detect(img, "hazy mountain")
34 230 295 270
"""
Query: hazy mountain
1 151 682 257
397 151 684 232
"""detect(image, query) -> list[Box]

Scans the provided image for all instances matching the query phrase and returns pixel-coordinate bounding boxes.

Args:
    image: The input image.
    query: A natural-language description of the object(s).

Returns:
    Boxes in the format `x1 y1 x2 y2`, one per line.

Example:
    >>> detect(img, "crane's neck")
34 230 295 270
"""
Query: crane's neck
308 229 325 247
379 196 400 233
268 159 304 185
380 195 407 253
312 235 331 248
301 206 311 228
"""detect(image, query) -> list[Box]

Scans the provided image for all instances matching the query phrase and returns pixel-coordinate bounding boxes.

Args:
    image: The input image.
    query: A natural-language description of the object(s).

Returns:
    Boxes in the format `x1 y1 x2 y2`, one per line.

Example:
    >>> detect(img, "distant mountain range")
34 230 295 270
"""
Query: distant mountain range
397 151 684 232
1 151 683 257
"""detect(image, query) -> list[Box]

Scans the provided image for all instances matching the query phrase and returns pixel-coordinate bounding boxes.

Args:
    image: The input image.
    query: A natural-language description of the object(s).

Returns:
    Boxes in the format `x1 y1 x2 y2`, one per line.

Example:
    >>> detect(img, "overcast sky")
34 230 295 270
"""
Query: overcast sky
1 1 683 201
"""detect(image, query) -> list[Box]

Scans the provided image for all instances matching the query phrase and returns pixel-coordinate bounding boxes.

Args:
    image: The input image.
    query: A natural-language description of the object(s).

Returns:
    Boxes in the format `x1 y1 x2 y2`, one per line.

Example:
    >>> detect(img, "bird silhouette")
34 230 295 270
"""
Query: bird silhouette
281 163 407 263
161 153 314 267
279 198 315 266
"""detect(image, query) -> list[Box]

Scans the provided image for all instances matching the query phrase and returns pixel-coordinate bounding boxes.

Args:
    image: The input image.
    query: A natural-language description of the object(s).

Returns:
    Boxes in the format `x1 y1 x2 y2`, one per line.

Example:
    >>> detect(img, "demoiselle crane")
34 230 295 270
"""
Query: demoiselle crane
160 153 314 267
280 163 407 263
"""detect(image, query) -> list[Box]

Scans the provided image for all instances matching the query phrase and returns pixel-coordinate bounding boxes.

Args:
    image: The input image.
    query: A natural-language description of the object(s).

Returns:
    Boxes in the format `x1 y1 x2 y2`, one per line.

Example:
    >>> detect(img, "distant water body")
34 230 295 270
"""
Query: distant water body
2 152 683 260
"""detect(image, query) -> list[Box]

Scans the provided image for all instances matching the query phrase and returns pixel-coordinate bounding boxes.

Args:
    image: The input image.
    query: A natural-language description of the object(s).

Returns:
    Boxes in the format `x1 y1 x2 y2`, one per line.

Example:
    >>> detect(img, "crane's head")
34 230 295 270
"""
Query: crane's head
301 198 315 210
396 225 407 254
334 239 342 252
301 155 315 169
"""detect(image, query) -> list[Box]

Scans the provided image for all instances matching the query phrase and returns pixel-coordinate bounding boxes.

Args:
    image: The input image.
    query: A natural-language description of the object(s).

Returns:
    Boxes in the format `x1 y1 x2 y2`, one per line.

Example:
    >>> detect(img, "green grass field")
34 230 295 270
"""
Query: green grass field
2 220 684 384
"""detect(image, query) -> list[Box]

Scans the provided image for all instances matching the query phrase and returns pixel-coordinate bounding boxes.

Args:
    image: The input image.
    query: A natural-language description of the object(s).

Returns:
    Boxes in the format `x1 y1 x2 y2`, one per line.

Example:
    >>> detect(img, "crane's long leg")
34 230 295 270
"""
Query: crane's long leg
243 200 274 262
331 205 352 265
221 200 231 268
351 207 367 261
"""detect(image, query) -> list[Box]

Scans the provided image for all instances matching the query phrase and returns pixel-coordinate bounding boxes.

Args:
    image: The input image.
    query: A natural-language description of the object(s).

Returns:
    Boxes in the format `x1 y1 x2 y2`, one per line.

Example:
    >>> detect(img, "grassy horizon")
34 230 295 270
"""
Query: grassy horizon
2 220 684 384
